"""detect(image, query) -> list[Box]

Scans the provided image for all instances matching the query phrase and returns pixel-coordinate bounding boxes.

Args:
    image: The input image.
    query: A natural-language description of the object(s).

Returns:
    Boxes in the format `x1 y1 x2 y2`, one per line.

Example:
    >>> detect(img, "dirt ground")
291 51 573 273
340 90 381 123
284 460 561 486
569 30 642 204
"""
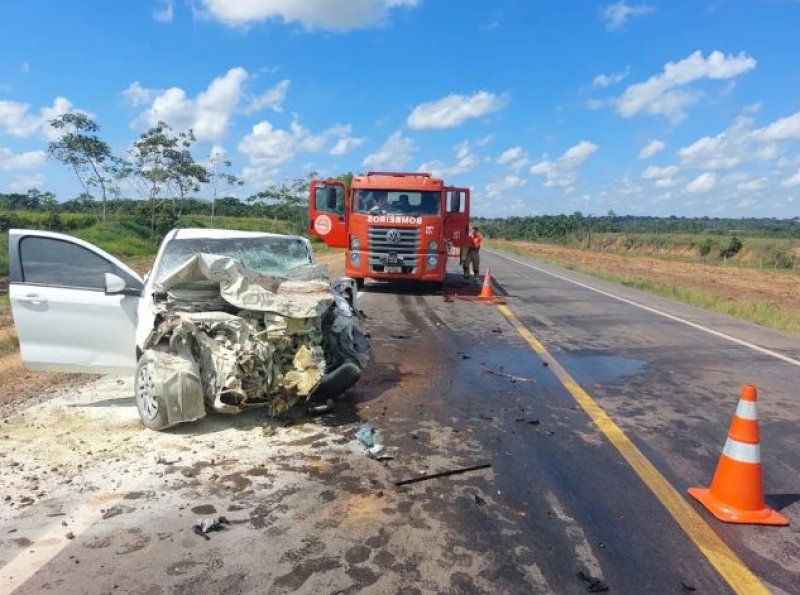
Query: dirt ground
493 239 800 319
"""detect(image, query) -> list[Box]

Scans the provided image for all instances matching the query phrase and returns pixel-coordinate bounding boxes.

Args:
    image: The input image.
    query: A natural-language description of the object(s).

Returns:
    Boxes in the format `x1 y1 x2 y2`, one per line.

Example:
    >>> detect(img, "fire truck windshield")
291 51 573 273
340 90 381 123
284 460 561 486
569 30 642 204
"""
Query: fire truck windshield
352 190 440 216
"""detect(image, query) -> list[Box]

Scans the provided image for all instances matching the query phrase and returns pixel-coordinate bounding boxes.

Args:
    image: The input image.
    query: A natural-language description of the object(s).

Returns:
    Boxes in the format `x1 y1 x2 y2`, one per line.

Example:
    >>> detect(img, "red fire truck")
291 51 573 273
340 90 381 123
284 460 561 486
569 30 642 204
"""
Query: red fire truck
308 172 470 287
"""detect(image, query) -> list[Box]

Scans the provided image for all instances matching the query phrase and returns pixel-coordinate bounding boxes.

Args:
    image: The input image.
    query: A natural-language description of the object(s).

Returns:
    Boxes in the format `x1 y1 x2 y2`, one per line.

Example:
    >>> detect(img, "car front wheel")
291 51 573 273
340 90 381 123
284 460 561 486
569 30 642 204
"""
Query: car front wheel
135 351 172 431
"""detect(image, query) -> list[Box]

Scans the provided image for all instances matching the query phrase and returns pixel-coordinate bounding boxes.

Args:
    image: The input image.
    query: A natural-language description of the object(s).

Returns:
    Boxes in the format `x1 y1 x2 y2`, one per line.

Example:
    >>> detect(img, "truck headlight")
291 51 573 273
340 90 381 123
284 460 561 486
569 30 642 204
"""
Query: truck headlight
350 237 361 251
428 240 438 252
427 255 437 267
351 252 360 265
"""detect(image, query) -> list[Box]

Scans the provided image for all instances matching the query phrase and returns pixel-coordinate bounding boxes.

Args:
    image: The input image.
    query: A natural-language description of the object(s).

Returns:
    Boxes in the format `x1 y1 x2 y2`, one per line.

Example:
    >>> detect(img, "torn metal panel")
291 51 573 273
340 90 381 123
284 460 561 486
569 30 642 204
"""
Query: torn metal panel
148 351 206 426
157 253 332 318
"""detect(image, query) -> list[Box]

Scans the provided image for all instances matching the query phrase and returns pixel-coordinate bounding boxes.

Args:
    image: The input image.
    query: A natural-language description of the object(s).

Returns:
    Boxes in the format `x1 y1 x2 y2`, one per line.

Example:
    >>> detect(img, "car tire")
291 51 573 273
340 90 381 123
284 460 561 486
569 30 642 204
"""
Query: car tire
134 351 172 431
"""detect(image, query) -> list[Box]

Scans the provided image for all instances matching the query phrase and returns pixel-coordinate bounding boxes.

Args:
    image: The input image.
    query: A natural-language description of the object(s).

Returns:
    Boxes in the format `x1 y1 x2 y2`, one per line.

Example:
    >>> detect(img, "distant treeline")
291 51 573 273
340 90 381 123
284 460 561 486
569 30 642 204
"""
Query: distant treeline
475 212 800 240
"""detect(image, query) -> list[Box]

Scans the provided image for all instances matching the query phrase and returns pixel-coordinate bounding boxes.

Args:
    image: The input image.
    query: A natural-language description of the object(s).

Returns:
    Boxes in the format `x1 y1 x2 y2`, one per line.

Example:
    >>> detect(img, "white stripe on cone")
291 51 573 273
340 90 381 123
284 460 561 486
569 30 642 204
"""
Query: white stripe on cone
722 437 761 464
735 400 758 420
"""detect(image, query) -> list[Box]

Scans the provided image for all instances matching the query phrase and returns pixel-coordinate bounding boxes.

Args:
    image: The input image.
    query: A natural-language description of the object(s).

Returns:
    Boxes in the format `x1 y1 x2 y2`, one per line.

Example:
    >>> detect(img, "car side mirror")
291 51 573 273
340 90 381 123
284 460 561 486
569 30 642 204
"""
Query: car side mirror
104 272 128 295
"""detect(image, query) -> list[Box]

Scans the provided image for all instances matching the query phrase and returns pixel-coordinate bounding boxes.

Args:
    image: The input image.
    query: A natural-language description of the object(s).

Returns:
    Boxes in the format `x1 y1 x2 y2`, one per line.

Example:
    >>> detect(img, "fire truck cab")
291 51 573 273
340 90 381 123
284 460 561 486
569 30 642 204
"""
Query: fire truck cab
308 172 470 287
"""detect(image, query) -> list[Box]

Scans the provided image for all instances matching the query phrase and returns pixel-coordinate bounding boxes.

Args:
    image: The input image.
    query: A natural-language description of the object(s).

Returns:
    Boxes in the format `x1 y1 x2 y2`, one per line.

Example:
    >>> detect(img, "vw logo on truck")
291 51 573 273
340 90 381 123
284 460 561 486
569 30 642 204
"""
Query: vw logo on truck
386 229 401 245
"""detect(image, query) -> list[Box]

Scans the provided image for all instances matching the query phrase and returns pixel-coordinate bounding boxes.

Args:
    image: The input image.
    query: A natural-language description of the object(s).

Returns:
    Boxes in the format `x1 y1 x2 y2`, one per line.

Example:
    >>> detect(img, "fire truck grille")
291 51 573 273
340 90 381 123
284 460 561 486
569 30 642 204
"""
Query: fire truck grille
367 226 420 273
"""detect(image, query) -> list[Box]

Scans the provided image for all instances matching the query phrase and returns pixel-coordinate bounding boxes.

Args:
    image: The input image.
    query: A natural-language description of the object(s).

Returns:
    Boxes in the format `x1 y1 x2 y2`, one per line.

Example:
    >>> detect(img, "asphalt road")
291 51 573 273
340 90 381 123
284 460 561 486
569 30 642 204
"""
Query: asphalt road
0 249 798 594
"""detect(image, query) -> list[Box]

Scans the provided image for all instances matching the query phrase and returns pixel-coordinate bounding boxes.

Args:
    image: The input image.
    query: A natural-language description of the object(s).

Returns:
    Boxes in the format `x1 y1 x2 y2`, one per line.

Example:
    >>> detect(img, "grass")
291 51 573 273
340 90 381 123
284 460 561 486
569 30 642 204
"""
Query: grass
490 241 800 336
0 334 18 356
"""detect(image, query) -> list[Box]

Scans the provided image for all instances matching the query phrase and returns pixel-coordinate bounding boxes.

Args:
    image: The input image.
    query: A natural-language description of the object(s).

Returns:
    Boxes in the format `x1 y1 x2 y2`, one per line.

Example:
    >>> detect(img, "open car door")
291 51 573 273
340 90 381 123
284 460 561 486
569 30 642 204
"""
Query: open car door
443 187 470 248
8 230 144 375
309 179 348 248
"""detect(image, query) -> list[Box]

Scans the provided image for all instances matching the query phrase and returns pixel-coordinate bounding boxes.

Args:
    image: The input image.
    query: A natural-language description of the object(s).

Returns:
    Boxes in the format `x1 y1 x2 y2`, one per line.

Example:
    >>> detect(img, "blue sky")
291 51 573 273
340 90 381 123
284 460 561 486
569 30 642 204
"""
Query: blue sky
1 0 799 218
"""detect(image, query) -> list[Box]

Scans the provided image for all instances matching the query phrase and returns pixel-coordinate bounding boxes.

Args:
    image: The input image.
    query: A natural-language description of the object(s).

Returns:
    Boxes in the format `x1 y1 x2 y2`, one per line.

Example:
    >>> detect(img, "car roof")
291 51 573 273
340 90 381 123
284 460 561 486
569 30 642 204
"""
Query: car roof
168 228 304 241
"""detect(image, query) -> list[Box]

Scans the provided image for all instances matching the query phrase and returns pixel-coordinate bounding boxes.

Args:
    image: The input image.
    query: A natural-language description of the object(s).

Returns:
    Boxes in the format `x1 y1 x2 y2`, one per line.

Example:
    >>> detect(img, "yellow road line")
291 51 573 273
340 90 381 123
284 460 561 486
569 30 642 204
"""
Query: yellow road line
496 303 769 595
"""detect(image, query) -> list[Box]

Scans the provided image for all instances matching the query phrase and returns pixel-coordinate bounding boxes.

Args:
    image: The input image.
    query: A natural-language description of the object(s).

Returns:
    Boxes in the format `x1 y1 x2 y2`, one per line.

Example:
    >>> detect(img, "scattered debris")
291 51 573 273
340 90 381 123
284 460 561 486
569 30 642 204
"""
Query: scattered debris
514 417 540 425
461 354 471 360
356 423 379 448
577 571 609 593
481 366 535 384
394 463 492 487
474 494 486 506
681 581 697 592
65 532 75 540
355 422 394 460
306 399 334 416
193 516 231 540
542 361 549 367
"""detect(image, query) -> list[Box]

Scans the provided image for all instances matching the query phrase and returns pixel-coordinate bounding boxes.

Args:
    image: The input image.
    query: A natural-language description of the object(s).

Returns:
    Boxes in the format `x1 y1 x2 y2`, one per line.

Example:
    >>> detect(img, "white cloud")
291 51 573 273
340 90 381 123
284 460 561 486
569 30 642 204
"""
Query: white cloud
602 2 654 31
122 82 161 107
497 147 524 165
137 67 249 141
641 164 678 179
363 131 416 170
418 140 479 177
638 139 665 159
736 177 767 192
685 172 716 193
407 91 508 130
8 173 45 192
592 67 630 88
655 177 678 188
781 170 800 188
0 147 46 171
486 175 526 199
330 136 365 155
496 146 529 172
615 50 756 121
200 0 419 30
475 134 495 146
245 79 291 114
154 0 174 23
530 141 599 188
753 111 800 142
240 119 353 167
0 96 74 139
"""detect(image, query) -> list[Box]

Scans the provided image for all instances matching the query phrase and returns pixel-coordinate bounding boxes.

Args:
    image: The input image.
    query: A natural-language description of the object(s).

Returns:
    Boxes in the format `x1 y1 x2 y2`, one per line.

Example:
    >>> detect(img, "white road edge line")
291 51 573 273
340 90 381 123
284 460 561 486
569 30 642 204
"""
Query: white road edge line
487 248 800 369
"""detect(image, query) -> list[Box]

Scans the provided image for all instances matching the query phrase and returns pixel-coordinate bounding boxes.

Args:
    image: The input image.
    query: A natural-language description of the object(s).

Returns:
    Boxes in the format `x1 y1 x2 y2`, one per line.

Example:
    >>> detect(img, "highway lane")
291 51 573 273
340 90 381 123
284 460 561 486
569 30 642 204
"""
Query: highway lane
482 248 800 594
0 253 797 593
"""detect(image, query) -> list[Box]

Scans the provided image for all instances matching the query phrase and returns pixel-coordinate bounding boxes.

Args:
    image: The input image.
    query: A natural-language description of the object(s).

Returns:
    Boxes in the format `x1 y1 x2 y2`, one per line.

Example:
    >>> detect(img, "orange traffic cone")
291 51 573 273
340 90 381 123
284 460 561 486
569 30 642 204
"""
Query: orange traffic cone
688 384 788 525
478 269 496 299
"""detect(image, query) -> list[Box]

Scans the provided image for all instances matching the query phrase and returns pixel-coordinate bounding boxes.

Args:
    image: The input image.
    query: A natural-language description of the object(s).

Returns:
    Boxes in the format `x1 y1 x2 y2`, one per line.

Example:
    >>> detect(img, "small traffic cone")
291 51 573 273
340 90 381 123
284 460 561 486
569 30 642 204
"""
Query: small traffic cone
688 384 788 526
478 269 495 299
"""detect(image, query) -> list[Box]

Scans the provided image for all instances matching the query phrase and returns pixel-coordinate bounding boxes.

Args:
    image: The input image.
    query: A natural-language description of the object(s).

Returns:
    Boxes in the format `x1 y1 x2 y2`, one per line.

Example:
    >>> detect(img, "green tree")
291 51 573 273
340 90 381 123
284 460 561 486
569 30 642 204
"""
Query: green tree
130 121 208 236
247 172 317 232
207 149 243 225
47 113 120 222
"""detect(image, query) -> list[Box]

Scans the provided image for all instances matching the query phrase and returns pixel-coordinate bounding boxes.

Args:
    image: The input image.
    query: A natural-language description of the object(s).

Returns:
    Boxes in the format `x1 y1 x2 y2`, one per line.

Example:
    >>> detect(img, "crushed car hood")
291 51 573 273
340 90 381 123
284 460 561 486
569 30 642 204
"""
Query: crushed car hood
155 253 334 318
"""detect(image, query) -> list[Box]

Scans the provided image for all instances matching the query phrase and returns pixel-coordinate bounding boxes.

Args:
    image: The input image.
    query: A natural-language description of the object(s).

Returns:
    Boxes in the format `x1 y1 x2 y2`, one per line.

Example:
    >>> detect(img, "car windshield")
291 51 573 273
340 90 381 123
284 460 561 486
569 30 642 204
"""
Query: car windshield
154 236 313 284
352 190 440 216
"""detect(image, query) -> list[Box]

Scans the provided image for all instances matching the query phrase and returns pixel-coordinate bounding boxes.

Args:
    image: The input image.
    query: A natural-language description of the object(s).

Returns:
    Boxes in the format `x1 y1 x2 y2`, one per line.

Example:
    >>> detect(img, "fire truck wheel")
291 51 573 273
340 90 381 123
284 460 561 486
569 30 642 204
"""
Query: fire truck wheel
355 278 365 289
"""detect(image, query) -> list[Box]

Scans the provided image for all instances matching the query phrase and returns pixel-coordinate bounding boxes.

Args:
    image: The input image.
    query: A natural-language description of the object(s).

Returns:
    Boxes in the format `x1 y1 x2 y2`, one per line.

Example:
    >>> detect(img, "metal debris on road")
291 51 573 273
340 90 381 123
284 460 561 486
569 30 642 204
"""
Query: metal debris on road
355 422 394 460
193 516 231 540
481 366 535 384
577 571 609 593
394 463 492 487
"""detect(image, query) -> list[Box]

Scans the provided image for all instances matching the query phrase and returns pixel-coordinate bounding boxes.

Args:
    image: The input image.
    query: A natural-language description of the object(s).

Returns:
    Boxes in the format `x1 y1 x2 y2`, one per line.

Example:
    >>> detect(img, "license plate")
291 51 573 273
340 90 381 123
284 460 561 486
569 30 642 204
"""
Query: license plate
386 266 402 273
388 254 398 264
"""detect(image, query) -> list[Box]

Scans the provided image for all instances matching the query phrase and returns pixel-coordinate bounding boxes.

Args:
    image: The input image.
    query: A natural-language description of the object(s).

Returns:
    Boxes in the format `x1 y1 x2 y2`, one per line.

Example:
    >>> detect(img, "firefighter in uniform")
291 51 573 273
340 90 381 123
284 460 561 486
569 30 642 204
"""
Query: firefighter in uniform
462 226 482 279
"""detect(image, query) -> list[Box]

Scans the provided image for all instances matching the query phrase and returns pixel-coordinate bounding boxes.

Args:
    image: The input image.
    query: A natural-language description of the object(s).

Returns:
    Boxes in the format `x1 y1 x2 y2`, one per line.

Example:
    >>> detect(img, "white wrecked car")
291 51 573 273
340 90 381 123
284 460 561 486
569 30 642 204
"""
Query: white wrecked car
7 228 369 430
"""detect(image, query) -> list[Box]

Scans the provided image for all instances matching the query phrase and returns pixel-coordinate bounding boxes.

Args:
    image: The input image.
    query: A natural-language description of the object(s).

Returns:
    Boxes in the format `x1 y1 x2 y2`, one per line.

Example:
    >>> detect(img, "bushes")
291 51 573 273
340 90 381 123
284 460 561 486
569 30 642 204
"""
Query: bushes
0 211 99 232
720 236 743 259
